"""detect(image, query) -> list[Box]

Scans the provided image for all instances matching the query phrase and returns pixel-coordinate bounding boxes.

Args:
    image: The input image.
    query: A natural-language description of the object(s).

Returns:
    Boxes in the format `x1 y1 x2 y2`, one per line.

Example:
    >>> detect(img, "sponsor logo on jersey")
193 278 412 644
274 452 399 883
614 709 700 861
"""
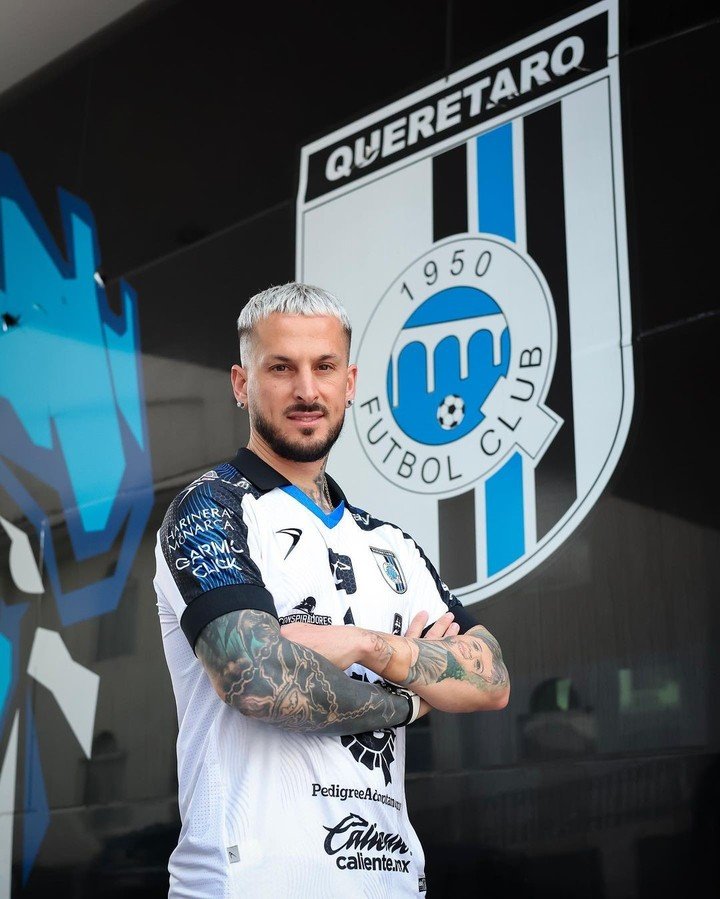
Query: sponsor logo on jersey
173 537 246 578
351 509 373 529
277 526 302 559
279 596 332 626
296 596 316 614
370 547 407 594
166 504 236 550
329 549 357 594
311 782 402 811
323 813 411 873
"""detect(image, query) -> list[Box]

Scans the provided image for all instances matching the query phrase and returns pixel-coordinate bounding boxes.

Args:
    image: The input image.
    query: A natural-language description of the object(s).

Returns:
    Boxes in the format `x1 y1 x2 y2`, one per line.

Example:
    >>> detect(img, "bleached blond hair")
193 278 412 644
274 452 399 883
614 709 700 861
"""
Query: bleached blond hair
237 282 352 365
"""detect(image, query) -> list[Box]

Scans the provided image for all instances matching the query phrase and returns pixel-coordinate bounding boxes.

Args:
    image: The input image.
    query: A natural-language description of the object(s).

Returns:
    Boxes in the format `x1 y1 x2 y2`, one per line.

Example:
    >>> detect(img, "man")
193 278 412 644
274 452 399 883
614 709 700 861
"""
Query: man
153 282 509 897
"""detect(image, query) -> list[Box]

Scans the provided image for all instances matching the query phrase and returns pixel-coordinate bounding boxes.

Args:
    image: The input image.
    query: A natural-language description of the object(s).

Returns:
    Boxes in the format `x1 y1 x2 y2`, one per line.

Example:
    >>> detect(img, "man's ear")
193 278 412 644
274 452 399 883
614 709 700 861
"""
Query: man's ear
346 363 358 404
231 364 248 405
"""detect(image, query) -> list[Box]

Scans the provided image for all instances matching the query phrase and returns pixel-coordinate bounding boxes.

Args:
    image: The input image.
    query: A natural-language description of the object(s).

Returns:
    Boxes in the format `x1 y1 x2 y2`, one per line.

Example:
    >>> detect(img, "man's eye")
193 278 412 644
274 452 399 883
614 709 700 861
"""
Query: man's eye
318 363 333 371
271 365 287 372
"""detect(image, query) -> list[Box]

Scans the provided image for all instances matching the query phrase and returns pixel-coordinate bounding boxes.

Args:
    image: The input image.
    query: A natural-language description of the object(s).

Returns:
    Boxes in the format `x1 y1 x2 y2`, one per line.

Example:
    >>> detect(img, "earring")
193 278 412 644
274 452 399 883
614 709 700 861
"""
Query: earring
237 401 245 409
346 399 353 408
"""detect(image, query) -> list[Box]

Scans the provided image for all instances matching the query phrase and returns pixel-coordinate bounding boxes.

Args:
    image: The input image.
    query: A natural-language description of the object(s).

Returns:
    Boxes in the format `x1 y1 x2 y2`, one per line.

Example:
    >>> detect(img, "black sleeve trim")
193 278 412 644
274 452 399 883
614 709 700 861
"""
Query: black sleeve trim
421 602 478 637
180 584 278 653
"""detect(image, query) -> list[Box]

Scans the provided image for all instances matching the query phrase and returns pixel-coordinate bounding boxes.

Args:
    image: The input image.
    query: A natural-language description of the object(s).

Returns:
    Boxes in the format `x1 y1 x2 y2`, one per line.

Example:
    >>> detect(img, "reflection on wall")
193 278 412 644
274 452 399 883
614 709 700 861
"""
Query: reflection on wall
83 731 125 806
142 354 248 486
519 676 597 759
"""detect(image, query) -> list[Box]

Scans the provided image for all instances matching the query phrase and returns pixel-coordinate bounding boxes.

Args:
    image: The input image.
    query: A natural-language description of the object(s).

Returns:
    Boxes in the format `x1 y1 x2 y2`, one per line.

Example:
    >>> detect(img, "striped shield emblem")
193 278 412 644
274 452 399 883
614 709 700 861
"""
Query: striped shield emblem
296 0 633 602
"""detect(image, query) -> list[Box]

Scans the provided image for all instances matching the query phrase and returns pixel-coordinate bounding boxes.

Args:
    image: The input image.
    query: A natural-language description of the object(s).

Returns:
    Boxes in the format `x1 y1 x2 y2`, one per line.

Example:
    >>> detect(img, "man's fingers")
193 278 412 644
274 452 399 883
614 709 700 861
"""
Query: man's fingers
424 612 455 639
405 610 429 638
406 610 460 641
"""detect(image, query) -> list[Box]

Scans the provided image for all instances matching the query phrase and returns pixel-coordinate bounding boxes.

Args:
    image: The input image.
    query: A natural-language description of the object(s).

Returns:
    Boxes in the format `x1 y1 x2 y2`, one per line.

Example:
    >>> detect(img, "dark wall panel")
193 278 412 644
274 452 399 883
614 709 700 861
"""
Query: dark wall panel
1 0 448 281
622 21 720 334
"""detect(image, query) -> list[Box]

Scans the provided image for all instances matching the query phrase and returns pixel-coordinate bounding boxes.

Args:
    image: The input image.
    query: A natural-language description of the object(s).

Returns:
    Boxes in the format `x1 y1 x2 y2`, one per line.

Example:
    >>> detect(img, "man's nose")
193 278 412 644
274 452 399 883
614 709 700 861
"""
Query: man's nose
293 368 319 402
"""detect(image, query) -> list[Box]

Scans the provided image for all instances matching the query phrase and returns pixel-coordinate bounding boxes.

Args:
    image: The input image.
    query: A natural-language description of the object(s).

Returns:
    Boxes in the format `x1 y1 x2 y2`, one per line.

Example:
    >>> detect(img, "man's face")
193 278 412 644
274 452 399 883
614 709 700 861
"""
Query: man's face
233 313 356 464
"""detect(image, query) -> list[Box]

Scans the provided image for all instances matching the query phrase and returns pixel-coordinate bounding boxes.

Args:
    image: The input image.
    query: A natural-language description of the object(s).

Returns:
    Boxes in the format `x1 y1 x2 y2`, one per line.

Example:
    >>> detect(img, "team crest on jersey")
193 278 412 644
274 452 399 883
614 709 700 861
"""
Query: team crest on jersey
370 547 407 594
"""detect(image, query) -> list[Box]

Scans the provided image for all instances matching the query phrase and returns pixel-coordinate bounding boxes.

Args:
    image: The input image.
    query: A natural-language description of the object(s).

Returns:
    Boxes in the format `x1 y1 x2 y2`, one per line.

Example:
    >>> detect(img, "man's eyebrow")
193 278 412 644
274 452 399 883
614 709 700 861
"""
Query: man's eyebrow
266 353 342 361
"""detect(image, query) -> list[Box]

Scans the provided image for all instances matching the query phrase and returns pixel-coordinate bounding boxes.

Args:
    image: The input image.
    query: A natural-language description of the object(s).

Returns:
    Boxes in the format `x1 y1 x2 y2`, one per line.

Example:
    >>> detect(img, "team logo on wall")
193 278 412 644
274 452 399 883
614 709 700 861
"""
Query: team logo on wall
358 237 560 494
0 152 153 886
296 0 633 602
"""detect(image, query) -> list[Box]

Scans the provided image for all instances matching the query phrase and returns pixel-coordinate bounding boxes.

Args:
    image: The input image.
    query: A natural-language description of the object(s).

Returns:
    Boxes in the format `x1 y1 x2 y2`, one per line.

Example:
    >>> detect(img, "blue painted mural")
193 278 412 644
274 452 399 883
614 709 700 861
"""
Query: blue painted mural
0 152 153 883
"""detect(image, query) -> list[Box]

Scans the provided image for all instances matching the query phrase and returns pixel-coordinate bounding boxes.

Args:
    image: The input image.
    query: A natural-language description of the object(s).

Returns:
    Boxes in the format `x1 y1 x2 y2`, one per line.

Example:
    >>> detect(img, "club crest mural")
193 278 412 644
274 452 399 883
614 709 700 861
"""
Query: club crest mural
296 0 633 601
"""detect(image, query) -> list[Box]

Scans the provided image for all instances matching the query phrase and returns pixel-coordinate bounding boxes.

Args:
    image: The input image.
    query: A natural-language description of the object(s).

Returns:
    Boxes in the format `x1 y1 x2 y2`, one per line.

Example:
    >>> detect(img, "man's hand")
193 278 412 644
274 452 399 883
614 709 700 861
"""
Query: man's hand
405 609 461 640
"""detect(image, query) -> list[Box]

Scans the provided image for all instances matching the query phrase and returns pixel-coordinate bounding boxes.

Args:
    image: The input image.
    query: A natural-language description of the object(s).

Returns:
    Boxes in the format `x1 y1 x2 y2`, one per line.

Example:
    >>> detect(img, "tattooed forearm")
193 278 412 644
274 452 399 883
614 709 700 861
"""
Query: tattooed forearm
401 640 466 686
396 625 509 697
368 632 395 671
196 609 409 734
467 625 509 689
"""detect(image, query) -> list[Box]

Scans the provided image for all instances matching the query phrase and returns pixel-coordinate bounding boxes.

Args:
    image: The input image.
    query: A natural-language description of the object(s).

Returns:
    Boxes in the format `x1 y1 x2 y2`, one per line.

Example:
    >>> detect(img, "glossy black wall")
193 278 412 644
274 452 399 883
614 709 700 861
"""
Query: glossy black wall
0 1 718 897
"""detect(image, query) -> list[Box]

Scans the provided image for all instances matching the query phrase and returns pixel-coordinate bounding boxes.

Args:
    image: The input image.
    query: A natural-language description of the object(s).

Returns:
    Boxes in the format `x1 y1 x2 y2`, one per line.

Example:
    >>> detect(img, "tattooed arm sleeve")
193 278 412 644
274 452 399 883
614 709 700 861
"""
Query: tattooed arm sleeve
196 609 412 734
361 625 510 713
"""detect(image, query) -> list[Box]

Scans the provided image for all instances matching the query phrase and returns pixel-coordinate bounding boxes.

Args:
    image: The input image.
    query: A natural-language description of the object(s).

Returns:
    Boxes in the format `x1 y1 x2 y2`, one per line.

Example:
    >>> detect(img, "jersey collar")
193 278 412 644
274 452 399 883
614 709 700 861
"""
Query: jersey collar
229 447 347 506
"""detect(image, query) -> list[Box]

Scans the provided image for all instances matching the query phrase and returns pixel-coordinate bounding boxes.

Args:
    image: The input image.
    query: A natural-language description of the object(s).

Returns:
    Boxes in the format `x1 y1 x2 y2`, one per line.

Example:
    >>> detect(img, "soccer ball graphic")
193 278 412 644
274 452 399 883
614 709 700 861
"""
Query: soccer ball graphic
436 394 465 430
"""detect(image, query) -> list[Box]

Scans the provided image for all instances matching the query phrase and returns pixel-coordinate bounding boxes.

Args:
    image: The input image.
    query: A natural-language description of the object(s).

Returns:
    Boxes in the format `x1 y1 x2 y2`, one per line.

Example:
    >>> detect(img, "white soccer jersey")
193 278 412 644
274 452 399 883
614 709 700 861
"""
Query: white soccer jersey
153 448 475 898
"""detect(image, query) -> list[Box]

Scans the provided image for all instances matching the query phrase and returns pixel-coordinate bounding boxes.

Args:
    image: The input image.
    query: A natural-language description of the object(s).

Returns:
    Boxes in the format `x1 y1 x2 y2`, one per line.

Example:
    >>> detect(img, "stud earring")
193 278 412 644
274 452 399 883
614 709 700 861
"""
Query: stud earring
346 399 353 408
237 401 245 409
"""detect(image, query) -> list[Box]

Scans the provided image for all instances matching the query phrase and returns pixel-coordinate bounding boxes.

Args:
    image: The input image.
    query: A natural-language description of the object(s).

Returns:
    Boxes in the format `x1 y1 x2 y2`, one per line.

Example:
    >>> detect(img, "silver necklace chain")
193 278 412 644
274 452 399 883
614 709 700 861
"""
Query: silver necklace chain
322 477 332 509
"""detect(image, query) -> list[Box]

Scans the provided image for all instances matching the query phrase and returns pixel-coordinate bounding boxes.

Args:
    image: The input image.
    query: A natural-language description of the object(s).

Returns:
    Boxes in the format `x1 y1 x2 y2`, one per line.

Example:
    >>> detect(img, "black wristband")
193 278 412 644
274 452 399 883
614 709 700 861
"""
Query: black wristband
398 692 414 727
383 682 419 727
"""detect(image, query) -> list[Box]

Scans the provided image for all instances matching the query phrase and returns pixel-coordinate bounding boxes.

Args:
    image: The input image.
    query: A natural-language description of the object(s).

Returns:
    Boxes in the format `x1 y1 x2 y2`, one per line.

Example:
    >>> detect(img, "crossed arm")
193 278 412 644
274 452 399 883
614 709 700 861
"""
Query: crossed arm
283 609 510 714
196 606 509 734
196 609 414 735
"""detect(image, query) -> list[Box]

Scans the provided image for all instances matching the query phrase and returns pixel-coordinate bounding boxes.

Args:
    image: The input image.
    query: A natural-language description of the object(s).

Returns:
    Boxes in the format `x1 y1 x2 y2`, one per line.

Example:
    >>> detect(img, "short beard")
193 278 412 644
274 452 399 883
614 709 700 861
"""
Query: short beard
251 404 345 463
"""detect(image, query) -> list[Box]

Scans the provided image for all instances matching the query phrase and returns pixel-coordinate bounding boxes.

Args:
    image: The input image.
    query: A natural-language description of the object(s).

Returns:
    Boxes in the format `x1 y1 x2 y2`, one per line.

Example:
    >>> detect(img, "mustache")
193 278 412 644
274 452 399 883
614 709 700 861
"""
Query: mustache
283 403 328 415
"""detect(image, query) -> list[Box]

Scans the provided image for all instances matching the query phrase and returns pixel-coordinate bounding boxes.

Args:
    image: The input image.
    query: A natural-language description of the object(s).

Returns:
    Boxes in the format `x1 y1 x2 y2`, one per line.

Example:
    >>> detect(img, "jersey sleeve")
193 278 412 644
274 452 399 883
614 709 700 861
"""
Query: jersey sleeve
155 478 278 651
402 536 478 636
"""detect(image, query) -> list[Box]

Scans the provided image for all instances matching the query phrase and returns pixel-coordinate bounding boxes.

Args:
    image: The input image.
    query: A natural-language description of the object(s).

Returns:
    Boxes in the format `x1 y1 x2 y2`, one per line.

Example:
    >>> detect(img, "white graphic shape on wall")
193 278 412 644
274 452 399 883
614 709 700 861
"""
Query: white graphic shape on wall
0 712 19 899
27 628 99 758
0 514 43 594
